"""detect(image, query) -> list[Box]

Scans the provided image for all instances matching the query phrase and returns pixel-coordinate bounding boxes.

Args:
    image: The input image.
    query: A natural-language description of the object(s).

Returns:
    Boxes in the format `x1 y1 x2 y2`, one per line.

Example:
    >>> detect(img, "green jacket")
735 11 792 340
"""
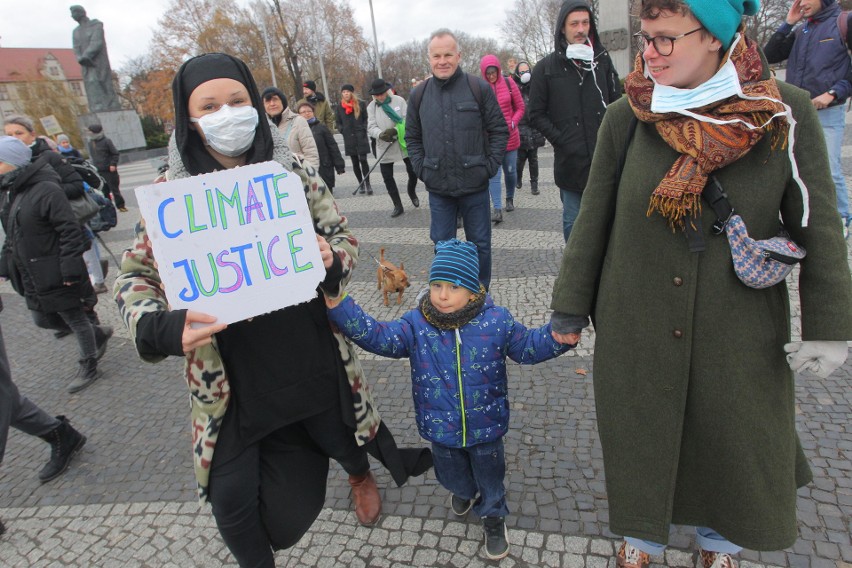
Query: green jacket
551 84 852 549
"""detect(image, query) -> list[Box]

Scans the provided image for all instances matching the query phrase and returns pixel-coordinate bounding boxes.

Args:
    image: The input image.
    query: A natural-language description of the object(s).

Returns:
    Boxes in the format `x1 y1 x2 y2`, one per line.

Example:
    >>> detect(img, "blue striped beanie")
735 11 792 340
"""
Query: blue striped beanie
685 0 760 50
430 239 480 293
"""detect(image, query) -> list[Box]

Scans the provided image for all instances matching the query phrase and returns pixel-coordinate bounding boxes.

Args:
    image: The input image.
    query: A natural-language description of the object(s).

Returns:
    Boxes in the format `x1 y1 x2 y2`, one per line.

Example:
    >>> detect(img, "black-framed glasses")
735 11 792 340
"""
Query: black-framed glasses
633 27 704 56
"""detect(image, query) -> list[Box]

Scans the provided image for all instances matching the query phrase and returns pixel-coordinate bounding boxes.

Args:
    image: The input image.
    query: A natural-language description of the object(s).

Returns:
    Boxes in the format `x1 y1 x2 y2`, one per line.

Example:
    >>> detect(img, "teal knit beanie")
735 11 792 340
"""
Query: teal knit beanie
684 0 760 50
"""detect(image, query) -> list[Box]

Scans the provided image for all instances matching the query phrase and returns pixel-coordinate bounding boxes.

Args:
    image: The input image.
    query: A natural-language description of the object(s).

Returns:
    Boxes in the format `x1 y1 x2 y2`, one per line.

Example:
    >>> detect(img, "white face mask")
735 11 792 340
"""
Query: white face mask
520 72 531 84
565 42 594 62
650 57 741 113
190 104 259 157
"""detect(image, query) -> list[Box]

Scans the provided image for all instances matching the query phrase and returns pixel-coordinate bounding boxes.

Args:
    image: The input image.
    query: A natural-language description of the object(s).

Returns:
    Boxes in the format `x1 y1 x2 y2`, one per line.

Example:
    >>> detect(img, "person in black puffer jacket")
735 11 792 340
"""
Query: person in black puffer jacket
0 136 111 394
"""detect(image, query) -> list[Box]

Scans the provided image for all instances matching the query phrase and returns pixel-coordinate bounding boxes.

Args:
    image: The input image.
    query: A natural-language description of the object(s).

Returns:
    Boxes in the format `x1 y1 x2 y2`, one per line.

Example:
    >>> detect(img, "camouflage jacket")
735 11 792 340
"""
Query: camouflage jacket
114 130 381 503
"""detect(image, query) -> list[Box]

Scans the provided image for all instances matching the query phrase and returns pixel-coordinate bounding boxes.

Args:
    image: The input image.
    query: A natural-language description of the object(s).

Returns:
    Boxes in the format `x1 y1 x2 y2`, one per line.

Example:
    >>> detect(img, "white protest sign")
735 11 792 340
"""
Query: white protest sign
134 161 325 325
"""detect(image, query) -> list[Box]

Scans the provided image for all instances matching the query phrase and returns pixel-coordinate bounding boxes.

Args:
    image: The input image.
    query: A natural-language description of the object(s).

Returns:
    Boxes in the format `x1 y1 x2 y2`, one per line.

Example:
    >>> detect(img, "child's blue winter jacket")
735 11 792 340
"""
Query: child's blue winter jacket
328 294 571 448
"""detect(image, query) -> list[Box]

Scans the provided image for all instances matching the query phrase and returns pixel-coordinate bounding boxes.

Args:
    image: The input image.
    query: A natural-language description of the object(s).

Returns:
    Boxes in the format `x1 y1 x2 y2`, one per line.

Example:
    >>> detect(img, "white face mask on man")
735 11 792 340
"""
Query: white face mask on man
519 72 532 84
565 42 594 62
190 104 259 157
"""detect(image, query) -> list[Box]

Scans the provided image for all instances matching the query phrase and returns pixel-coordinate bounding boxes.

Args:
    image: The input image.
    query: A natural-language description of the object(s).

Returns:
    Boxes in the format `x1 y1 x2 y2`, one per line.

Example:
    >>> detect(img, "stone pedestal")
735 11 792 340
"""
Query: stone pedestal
79 110 146 152
597 0 633 80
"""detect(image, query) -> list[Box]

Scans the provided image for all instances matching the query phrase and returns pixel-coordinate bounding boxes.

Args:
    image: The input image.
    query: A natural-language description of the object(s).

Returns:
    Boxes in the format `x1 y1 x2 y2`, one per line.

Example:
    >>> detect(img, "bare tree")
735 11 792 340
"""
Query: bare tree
743 0 789 47
500 0 562 63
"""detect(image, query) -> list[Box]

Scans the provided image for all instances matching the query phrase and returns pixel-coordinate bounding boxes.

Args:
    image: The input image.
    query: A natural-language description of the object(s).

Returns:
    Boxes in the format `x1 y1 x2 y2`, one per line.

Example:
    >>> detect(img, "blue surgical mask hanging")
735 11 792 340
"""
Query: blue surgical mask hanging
650 57 742 113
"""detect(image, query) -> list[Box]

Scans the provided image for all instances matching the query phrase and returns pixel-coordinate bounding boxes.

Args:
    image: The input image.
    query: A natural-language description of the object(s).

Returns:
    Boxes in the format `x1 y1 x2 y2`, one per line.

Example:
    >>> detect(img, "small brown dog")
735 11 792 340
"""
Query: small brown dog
377 248 410 306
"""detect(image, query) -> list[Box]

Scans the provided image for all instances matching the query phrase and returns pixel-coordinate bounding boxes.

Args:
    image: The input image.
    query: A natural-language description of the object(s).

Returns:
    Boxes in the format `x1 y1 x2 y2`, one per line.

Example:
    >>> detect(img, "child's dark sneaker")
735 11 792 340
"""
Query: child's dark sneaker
482 516 509 560
450 494 472 516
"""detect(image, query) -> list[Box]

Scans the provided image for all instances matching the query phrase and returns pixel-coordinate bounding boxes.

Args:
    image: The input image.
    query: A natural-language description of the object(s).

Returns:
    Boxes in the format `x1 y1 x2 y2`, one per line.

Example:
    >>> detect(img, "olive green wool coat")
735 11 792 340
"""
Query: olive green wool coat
551 84 852 550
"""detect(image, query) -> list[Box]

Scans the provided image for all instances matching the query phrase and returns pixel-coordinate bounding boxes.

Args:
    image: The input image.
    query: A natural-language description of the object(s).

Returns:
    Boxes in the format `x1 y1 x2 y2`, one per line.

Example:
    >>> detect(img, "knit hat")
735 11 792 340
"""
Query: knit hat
57 134 70 144
429 239 480 293
303 80 317 92
261 86 288 110
340 83 355 92
684 0 760 50
0 136 33 168
87 123 103 134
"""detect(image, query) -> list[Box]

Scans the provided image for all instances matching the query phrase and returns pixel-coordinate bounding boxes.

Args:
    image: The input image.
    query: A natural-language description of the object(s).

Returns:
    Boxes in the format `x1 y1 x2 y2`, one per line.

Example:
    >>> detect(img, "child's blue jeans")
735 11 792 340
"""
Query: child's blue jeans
431 438 509 519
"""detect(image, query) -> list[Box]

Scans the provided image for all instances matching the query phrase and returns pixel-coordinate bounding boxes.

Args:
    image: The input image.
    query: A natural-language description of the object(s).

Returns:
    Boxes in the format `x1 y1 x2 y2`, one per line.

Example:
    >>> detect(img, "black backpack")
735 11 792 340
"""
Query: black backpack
67 158 105 191
87 189 117 233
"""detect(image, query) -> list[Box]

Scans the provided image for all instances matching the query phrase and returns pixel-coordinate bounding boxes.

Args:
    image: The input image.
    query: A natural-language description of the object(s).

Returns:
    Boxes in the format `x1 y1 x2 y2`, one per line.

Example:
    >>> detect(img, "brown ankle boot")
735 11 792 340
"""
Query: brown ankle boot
348 471 382 526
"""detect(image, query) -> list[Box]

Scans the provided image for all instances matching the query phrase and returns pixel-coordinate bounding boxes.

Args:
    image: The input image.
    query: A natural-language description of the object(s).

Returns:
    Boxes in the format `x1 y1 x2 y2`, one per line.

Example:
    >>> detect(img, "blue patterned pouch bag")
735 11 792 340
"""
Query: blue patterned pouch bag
724 214 806 289
704 176 806 289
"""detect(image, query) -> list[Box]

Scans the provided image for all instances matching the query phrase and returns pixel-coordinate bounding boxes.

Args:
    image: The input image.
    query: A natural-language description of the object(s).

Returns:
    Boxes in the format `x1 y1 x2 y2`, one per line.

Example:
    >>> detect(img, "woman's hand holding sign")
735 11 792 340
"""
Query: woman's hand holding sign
316 235 334 269
182 310 228 354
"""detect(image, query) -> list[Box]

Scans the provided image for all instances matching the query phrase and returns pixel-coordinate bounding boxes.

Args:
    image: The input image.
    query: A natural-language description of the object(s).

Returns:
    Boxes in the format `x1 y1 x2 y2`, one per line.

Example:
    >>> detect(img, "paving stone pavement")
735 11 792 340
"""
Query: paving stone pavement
0 137 850 567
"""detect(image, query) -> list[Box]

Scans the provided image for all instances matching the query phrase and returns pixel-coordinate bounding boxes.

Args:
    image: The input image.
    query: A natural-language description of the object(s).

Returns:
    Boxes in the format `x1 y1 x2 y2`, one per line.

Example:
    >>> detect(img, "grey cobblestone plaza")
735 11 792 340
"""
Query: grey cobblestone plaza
0 136 850 567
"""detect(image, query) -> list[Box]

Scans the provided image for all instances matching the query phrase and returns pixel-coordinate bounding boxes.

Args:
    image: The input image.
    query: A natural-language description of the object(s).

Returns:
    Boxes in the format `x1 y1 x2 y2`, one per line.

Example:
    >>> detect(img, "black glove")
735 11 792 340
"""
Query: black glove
378 128 397 142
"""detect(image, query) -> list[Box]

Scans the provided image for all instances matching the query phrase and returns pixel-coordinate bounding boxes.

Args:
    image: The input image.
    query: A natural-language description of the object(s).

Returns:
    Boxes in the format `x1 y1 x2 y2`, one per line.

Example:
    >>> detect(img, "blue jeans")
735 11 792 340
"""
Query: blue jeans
626 527 742 555
817 104 849 225
431 439 509 519
428 190 492 289
560 189 583 242
488 150 518 209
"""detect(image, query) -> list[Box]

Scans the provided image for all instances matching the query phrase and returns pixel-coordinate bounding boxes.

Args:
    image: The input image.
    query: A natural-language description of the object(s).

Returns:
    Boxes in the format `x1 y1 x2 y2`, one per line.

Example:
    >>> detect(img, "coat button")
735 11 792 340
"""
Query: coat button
673 277 683 286
673 329 683 338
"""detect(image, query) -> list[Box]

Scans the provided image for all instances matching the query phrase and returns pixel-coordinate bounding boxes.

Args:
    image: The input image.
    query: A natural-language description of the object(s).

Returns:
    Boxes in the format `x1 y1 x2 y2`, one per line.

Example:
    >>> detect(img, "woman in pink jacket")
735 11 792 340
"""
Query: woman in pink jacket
481 54 525 224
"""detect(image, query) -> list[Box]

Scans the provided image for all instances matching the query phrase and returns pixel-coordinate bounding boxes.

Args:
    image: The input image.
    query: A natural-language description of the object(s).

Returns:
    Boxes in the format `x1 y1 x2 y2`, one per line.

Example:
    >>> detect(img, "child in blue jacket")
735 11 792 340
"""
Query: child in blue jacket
325 239 576 560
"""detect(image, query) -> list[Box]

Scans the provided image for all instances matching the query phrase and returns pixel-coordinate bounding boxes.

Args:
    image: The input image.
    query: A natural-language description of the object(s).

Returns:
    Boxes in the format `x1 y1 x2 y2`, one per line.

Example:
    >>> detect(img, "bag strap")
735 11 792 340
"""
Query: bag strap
837 11 851 49
703 176 735 234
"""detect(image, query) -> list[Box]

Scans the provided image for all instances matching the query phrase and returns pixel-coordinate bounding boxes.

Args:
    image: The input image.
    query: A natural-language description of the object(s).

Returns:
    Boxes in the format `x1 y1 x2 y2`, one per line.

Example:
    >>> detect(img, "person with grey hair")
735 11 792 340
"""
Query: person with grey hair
405 28 508 289
0 136 111 393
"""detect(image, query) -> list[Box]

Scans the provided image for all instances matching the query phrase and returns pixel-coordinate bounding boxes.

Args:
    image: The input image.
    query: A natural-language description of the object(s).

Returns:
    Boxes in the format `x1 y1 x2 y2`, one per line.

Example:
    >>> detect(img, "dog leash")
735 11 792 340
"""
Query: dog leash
365 250 394 273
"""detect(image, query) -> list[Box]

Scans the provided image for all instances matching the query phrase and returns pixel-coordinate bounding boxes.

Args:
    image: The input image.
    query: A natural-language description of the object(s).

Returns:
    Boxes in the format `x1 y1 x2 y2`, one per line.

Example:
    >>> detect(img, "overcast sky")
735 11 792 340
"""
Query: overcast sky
1 0 517 70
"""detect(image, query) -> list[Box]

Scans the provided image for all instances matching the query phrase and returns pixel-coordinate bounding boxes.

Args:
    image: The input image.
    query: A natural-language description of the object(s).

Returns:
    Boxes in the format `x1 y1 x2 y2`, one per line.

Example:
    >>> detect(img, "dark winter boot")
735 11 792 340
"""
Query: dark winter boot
67 358 102 393
531 181 540 195
388 185 404 217
358 178 366 194
505 199 515 212
0 517 5 537
94 325 113 360
516 177 522 190
365 177 374 195
37 416 86 483
492 208 503 224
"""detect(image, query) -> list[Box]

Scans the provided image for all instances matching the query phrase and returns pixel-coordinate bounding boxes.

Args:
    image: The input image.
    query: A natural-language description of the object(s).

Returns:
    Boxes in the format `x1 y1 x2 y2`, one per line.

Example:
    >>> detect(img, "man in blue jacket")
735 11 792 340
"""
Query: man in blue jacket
406 29 509 289
765 0 852 238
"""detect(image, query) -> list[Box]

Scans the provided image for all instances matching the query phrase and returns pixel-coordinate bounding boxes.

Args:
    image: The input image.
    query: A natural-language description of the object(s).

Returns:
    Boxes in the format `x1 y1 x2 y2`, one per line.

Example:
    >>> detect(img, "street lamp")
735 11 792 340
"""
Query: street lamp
369 0 383 78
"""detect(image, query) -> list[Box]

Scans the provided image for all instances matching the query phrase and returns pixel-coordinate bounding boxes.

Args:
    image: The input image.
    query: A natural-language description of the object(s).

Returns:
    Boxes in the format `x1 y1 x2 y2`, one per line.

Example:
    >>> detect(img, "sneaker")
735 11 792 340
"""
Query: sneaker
93 282 108 294
482 517 509 560
699 549 738 568
54 329 72 339
617 541 650 568
450 494 472 516
118 207 129 212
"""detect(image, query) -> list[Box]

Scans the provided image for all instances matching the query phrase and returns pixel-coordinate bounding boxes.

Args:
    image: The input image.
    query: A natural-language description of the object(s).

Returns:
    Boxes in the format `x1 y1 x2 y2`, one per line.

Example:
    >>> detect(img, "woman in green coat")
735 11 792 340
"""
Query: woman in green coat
549 1 852 568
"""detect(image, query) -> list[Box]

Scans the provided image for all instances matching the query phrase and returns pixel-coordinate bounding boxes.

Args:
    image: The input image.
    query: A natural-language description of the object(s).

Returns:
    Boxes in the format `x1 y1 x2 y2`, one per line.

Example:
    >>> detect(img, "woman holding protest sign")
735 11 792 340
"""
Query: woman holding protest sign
113 53 430 568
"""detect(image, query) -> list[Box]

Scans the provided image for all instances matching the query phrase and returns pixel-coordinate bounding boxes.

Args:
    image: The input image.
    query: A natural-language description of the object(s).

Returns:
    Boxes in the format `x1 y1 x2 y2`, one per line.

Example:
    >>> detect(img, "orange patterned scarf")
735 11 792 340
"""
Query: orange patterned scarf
624 33 787 230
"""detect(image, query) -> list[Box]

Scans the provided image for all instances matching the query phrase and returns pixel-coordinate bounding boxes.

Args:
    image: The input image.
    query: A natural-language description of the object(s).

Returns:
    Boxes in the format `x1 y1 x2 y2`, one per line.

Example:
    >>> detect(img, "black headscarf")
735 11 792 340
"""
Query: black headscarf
171 53 274 176
261 86 288 126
